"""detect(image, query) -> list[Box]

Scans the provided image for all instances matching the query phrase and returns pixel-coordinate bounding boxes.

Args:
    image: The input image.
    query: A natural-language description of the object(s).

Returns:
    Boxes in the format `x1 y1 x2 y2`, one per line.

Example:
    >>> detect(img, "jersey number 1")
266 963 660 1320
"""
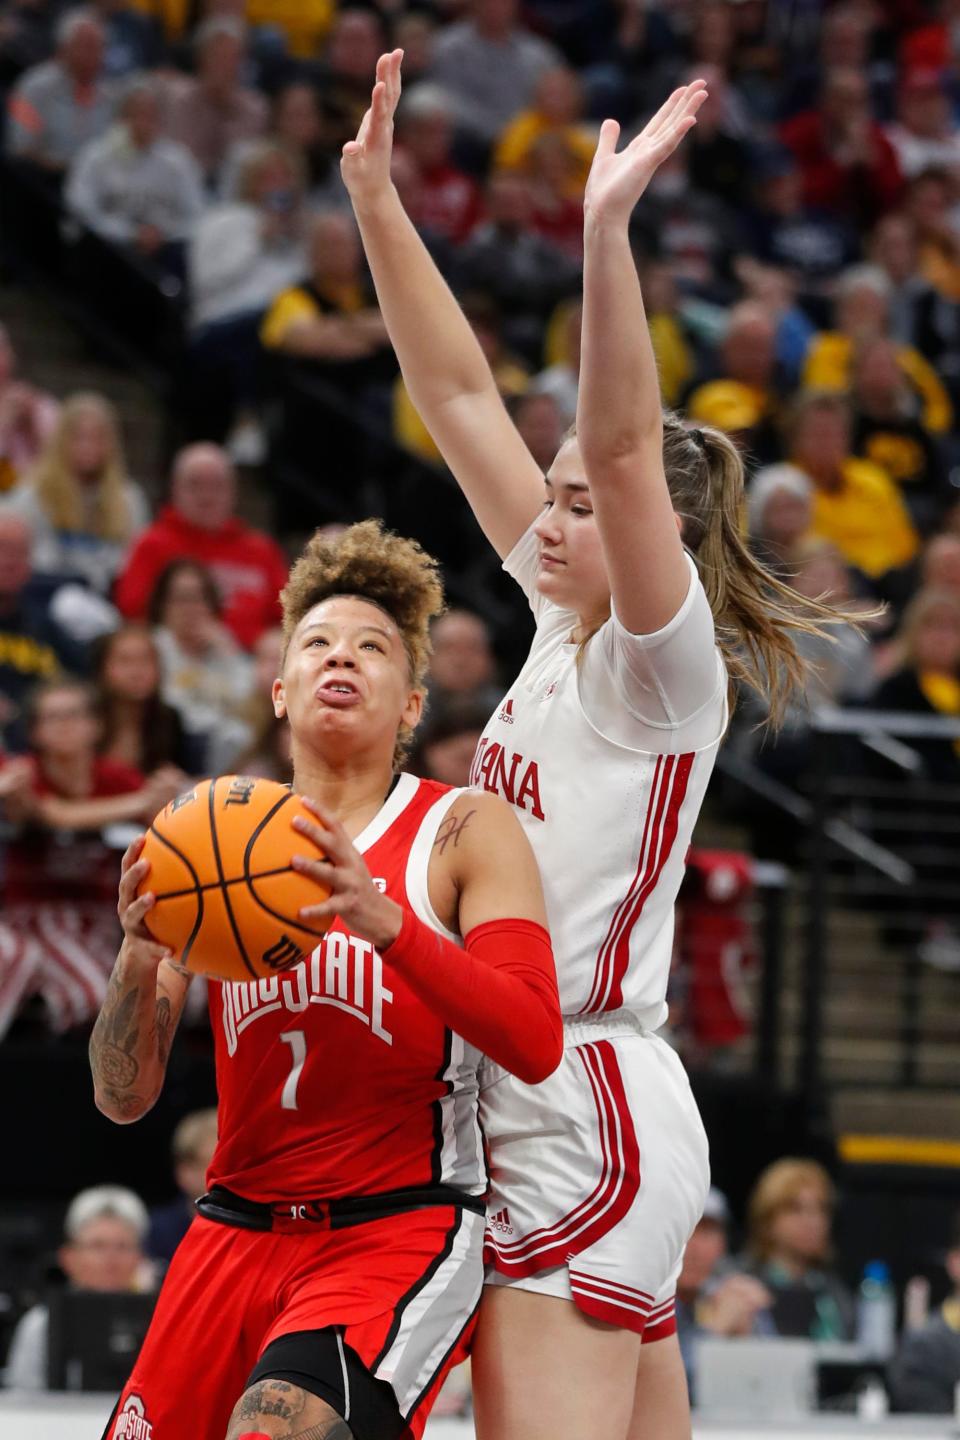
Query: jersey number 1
279 1030 306 1110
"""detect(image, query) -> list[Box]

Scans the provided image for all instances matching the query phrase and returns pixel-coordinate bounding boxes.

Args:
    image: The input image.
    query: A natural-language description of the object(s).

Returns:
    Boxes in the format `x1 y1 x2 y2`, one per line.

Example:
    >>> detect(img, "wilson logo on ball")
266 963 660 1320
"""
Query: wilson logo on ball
262 935 305 971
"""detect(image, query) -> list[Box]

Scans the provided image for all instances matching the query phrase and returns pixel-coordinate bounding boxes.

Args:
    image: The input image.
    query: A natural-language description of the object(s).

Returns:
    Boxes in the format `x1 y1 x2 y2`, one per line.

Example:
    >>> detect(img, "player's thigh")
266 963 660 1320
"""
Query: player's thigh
472 1283 642 1440
226 1378 350 1439
627 1333 691 1440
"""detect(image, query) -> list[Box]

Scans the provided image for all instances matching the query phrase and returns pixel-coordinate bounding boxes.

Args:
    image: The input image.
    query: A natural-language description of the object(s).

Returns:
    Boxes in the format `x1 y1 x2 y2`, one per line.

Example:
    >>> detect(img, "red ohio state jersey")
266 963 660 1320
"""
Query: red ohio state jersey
206 774 485 1202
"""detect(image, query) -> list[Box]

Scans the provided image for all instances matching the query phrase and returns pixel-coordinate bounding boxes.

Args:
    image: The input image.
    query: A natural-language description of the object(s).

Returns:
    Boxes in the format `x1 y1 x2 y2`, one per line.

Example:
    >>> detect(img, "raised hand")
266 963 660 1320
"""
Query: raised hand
341 48 403 208
584 81 708 228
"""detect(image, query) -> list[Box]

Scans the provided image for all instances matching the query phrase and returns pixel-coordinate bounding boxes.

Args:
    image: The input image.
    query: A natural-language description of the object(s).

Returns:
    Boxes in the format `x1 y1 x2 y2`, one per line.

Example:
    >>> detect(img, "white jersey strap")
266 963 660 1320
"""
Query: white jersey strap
403 787 467 944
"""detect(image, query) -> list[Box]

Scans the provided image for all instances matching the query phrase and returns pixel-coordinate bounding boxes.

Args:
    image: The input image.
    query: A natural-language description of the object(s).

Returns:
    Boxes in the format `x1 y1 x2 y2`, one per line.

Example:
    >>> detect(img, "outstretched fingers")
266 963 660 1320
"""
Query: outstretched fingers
635 80 707 148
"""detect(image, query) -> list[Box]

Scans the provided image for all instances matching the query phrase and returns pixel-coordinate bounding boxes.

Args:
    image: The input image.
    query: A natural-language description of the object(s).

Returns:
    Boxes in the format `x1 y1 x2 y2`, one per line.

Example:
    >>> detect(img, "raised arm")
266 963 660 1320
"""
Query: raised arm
341 50 544 559
577 84 708 634
90 839 193 1123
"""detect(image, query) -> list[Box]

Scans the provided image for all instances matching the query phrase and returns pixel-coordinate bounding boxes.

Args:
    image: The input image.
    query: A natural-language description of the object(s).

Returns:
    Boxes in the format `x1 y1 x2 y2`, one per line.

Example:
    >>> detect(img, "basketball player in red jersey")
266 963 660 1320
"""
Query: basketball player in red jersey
89 520 562 1440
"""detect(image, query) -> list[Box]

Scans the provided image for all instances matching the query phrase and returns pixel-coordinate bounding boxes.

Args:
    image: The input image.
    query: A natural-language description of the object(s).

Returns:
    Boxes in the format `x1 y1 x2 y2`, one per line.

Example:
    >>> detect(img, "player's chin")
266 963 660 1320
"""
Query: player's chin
535 565 572 603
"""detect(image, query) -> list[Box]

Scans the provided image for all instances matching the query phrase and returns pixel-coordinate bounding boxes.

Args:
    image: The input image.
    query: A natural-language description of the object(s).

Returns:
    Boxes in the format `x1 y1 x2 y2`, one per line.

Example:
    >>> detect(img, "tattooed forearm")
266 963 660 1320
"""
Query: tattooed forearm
90 950 187 1121
433 809 476 856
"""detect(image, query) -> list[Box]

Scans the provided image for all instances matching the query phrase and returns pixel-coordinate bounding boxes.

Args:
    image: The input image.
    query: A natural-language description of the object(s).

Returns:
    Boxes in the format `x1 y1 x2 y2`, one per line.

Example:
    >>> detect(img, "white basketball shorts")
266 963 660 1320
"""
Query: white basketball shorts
479 1010 710 1339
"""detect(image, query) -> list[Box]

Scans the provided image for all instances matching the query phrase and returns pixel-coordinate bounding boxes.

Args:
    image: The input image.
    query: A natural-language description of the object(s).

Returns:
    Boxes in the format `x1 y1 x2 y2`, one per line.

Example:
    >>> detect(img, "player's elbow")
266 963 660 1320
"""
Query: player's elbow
513 1016 564 1085
94 1086 158 1125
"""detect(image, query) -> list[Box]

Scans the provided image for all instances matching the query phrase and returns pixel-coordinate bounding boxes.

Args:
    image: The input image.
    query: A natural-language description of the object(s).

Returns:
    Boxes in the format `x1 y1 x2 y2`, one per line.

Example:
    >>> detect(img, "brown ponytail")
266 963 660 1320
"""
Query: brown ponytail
661 412 868 728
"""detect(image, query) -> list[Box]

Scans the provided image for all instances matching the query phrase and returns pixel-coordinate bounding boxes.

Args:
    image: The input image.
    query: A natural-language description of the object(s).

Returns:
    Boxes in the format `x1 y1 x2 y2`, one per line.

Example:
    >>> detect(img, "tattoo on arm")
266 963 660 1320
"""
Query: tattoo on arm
228 1382 353 1440
433 808 476 856
153 995 173 1066
90 975 141 1089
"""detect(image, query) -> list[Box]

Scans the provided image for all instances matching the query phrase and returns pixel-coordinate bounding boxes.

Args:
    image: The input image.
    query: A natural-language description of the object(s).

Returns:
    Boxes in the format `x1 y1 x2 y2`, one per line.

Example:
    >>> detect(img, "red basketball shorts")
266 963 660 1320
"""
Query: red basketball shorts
105 1205 483 1440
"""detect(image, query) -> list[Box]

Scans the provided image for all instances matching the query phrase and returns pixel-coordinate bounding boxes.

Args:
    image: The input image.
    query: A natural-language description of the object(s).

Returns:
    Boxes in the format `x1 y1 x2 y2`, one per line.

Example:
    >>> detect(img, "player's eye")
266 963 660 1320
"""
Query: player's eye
308 636 328 646
572 505 593 517
541 499 554 511
361 641 384 652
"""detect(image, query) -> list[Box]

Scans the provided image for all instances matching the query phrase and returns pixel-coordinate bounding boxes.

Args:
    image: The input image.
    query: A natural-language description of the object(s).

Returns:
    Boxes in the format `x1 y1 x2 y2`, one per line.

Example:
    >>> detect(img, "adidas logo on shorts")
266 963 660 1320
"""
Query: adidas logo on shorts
489 1207 514 1235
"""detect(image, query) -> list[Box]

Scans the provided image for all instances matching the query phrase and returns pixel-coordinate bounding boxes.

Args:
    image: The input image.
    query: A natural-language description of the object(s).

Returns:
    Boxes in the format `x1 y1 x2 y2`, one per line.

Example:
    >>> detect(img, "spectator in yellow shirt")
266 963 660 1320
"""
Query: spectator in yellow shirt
493 66 596 197
803 264 953 433
260 209 388 361
788 390 920 583
687 302 782 465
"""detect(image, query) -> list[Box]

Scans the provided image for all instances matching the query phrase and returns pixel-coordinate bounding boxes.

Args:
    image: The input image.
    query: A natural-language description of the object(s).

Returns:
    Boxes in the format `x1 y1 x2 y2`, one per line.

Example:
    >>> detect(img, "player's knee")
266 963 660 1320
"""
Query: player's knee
226 1378 352 1439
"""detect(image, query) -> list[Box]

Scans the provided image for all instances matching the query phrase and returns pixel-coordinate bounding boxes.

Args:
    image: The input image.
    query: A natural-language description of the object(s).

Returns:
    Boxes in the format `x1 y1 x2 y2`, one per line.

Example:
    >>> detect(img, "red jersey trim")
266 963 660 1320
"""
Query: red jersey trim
585 752 694 1013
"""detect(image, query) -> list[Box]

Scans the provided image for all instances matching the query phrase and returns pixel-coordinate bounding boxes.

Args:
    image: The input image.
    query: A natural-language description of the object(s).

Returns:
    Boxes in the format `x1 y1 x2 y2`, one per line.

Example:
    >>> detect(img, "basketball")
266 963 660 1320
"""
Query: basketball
138 776 332 983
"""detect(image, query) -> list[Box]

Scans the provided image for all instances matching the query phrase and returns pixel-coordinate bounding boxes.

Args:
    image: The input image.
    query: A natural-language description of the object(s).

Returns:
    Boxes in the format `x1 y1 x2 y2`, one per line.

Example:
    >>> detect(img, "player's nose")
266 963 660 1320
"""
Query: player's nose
322 644 357 668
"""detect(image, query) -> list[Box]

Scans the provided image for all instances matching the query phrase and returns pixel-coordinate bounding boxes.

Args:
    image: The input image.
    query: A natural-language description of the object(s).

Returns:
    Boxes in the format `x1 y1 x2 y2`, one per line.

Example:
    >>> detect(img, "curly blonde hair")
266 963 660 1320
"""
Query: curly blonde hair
280 520 446 766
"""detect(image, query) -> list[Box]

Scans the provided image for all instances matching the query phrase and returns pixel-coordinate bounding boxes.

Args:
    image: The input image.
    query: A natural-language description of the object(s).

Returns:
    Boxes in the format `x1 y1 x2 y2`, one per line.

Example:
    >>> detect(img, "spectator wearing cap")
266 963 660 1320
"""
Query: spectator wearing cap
163 17 268 187
429 0 561 152
779 66 902 228
6 8 117 175
890 1212 960 1413
395 85 482 245
147 1109 219 1265
804 264 953 436
787 390 920 589
4 1186 151 1390
742 1158 855 1342
886 68 960 181
114 443 287 650
0 323 59 498
66 77 206 274
676 1188 773 1401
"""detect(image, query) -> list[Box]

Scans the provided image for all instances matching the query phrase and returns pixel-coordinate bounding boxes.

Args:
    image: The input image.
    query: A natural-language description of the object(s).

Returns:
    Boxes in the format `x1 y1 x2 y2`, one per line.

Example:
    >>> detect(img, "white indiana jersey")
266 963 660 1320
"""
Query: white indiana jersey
469 524 727 1023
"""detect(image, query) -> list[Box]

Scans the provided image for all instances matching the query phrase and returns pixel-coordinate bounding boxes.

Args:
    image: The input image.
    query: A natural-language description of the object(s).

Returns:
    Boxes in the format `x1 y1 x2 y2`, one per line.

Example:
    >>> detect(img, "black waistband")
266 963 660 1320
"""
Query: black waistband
196 1183 485 1233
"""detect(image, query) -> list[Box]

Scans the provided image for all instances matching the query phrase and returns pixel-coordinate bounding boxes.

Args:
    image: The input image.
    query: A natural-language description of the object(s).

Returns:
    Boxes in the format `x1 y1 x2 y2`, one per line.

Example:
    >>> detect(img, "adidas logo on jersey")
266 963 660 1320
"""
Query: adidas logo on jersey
498 698 515 724
489 1207 514 1235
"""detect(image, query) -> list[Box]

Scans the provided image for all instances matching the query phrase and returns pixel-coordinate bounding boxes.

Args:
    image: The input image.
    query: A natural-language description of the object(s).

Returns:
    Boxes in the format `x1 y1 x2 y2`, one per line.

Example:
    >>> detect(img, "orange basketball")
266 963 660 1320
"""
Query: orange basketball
138 776 332 983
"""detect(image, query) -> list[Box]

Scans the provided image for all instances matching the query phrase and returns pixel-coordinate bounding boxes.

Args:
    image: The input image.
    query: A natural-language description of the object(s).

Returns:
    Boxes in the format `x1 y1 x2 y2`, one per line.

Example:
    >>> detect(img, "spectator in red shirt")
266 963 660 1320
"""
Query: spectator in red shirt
780 66 903 228
396 84 482 244
113 442 288 649
0 677 183 1036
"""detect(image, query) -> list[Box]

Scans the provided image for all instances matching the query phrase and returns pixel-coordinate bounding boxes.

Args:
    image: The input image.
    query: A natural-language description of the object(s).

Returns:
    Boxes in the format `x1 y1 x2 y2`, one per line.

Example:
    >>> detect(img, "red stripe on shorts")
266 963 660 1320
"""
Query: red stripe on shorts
484 1040 640 1275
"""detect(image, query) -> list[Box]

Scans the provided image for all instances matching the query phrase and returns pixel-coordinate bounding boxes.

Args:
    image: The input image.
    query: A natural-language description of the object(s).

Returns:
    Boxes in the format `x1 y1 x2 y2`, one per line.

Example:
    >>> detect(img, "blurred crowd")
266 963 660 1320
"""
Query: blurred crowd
6 1138 960 1416
0 10 958 1027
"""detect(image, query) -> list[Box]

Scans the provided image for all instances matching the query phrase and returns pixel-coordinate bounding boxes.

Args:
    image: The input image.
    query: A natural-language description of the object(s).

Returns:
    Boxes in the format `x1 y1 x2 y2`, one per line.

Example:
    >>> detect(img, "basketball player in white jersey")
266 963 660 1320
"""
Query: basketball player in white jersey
342 54 854 1440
